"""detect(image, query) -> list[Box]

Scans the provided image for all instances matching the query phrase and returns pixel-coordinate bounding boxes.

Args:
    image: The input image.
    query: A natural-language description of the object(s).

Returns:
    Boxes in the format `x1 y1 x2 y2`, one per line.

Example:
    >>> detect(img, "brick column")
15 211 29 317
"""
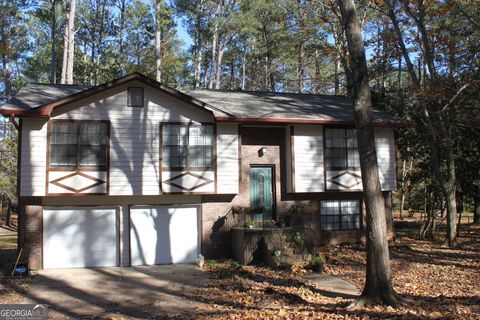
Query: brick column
18 205 43 270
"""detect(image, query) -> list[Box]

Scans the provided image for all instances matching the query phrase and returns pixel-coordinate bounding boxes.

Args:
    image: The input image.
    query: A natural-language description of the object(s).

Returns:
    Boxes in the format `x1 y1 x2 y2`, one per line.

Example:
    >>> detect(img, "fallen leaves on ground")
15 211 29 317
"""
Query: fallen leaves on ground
185 221 480 320
0 278 31 304
0 218 479 319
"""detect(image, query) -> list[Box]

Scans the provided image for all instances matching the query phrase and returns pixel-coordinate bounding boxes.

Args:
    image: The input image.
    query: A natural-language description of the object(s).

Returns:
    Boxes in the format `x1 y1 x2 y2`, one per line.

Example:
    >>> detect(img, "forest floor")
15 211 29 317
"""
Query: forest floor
186 215 480 320
0 215 479 319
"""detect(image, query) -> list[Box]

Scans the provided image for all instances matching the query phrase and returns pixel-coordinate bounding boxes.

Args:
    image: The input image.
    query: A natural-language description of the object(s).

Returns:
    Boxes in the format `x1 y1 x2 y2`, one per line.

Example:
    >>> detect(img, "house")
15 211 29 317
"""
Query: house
0 73 399 270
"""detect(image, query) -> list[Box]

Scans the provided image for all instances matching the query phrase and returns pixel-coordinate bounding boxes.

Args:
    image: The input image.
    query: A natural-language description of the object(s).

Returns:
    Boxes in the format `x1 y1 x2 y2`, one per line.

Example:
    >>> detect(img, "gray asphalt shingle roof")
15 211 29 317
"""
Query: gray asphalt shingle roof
0 82 398 124
1 83 92 111
185 89 391 122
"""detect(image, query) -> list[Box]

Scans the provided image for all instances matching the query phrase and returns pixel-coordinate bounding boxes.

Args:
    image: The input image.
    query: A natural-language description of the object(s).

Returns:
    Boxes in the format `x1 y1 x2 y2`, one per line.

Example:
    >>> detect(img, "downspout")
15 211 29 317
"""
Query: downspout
8 114 20 131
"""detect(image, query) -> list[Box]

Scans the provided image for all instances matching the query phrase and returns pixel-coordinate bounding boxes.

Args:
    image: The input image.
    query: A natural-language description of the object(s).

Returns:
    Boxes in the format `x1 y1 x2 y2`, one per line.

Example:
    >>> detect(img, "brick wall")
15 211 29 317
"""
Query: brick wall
202 126 296 258
18 205 43 270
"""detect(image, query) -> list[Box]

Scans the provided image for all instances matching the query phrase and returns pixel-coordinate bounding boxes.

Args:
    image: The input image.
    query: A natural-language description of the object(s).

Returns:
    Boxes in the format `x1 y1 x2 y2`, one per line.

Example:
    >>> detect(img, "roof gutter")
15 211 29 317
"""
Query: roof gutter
215 116 407 127
8 115 20 131
0 109 49 118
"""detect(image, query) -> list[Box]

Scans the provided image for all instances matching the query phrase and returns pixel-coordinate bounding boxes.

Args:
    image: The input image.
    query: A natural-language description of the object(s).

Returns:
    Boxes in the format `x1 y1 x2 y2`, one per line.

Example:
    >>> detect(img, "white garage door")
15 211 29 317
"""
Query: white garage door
43 208 118 269
130 206 199 265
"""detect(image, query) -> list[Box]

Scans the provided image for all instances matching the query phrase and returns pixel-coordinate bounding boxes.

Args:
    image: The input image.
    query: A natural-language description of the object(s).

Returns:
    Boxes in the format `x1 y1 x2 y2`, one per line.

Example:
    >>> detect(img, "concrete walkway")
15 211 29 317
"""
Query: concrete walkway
23 264 212 319
304 273 360 299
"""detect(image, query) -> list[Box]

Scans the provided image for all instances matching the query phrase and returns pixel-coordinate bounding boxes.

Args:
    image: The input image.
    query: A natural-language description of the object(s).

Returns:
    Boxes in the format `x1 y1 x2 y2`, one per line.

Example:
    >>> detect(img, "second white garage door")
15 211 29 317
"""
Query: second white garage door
130 206 199 265
43 207 119 269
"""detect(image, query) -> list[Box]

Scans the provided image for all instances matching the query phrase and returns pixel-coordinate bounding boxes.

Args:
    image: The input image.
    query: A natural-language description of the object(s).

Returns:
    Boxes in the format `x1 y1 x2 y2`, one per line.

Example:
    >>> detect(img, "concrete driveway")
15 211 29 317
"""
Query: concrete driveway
23 264 212 319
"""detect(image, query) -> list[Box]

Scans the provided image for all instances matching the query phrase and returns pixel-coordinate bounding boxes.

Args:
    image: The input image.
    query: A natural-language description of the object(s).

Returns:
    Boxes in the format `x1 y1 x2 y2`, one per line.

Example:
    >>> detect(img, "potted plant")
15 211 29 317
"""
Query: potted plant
309 254 326 273
292 231 304 247
276 218 286 227
244 219 255 229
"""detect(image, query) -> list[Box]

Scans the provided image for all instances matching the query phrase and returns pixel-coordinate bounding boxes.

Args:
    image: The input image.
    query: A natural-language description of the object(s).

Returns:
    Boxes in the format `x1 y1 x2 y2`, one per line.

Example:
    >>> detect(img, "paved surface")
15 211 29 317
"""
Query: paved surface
23 264 212 319
22 264 360 319
304 273 360 299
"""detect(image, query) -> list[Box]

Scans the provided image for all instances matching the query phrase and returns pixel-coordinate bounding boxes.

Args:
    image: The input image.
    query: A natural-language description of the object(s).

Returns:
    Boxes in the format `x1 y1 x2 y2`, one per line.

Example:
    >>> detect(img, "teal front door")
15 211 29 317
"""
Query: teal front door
250 166 274 221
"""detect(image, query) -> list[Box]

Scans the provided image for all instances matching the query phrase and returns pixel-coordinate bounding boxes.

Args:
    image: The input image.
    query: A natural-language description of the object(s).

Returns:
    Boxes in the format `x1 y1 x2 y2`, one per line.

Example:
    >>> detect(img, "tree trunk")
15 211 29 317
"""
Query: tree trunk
203 60 209 88
1 25 11 98
193 2 203 88
155 0 163 82
337 0 399 309
314 48 321 94
61 0 76 84
241 53 246 90
334 55 340 94
209 1 221 89
297 42 304 93
215 43 224 89
399 159 406 220
425 112 458 246
229 58 234 89
262 24 275 92
456 192 464 214
194 47 202 88
91 42 96 85
403 1 436 82
208 32 217 89
60 2 69 84
5 206 11 227
117 0 126 75
50 0 57 84
445 182 457 246
397 54 402 98
66 0 76 84
388 0 459 246
474 187 480 224
386 0 420 88
4 197 11 227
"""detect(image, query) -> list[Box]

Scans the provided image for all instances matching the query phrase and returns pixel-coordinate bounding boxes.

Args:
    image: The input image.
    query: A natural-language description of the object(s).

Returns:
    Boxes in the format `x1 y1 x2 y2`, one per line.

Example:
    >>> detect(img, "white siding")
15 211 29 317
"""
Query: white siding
290 125 396 193
216 123 239 194
285 126 293 192
20 119 48 196
375 127 397 191
292 124 324 192
49 82 214 196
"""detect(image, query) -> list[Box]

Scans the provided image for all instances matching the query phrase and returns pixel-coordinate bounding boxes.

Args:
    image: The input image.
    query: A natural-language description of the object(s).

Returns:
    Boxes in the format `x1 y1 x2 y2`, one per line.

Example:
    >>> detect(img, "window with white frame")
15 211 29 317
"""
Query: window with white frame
324 128 360 169
162 123 214 169
320 200 361 231
49 121 108 169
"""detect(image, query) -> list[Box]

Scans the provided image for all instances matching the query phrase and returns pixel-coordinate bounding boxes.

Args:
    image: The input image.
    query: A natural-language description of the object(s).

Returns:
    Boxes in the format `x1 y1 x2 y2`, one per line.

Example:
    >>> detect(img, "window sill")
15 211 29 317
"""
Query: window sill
49 167 108 171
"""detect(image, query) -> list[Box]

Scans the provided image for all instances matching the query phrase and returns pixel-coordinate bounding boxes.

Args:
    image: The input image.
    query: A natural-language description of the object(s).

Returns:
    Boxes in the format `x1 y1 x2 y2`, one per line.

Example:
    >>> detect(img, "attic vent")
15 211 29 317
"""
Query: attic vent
128 87 144 107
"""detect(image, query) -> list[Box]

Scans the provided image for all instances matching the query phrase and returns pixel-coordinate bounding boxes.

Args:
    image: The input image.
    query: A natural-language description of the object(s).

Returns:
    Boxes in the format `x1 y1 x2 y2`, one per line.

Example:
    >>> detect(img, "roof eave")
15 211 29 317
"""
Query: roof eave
0 109 49 118
215 116 406 127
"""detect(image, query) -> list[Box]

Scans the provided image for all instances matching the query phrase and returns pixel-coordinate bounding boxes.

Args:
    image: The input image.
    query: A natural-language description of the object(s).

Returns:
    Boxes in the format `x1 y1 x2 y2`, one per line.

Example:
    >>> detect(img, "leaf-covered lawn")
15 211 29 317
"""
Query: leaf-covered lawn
186 222 480 320
0 220 478 319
